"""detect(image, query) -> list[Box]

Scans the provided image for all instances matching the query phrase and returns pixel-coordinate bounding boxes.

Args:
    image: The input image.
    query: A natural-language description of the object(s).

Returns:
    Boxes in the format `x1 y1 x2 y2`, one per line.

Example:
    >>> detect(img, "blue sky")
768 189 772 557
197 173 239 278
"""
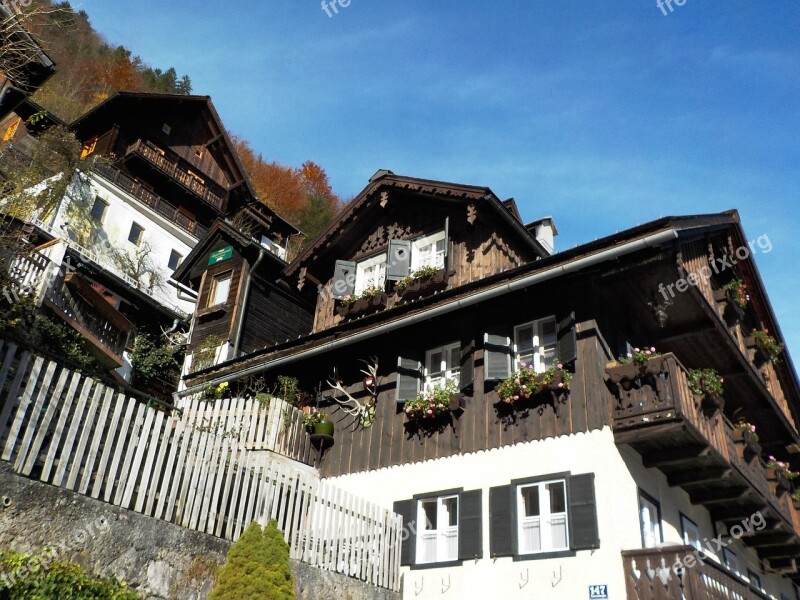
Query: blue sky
75 0 799 353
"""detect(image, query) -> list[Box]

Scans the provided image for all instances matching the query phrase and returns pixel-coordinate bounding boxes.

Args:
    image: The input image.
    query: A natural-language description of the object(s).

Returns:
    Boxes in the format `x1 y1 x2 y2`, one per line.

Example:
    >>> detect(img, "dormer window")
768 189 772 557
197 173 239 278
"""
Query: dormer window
355 254 387 295
411 231 446 271
162 123 172 135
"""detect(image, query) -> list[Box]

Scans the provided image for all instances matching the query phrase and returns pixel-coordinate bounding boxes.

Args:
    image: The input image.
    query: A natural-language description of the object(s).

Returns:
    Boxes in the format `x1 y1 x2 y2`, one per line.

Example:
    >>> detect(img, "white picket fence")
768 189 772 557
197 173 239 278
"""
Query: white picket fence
0 342 402 591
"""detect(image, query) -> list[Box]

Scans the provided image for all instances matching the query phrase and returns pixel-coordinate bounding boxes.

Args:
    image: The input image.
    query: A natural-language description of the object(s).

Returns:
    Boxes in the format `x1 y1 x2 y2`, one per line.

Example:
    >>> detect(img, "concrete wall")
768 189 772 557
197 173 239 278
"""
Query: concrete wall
0 462 399 600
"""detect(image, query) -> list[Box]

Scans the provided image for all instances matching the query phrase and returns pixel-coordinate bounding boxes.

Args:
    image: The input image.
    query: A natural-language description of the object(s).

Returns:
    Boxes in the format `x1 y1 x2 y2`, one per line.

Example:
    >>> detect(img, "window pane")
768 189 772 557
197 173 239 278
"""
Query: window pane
421 500 437 531
211 274 231 306
520 519 541 553
443 497 458 527
550 514 568 550
516 325 534 353
548 482 566 513
168 250 182 271
640 496 661 548
128 223 143 245
90 198 106 222
520 485 540 517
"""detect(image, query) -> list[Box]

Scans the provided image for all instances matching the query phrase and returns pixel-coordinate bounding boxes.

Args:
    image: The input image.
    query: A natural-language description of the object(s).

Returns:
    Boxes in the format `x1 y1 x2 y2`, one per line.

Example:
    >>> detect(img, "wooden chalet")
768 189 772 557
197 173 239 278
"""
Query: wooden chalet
179 169 800 598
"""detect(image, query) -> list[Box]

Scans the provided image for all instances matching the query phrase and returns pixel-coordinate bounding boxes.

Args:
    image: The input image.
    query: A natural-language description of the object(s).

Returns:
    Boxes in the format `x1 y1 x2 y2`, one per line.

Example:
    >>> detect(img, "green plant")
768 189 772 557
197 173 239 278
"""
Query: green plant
403 380 458 420
792 488 800 504
395 265 441 292
302 407 327 429
193 334 223 370
687 368 724 398
209 521 295 600
276 375 301 406
0 550 138 599
204 381 231 401
496 361 572 404
130 332 182 389
733 420 759 443
766 456 799 480
617 346 660 366
722 279 750 310
341 285 383 306
31 314 102 374
0 291 35 334
752 329 784 364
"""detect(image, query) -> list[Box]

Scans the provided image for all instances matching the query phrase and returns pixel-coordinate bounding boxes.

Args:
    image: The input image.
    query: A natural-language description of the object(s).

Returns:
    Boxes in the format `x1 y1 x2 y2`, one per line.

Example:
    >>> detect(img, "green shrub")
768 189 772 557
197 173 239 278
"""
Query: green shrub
0 550 138 599
209 521 294 600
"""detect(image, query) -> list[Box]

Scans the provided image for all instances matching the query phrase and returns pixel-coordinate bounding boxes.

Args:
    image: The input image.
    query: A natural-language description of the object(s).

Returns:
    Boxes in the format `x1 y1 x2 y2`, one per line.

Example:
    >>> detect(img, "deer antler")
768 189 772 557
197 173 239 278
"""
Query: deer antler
326 357 380 426
326 375 368 418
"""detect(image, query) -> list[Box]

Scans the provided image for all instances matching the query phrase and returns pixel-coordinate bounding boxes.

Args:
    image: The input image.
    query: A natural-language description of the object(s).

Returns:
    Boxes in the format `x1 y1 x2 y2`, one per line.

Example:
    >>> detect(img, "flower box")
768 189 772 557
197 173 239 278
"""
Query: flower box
713 288 745 325
397 269 448 301
766 467 792 496
731 428 761 462
336 293 388 319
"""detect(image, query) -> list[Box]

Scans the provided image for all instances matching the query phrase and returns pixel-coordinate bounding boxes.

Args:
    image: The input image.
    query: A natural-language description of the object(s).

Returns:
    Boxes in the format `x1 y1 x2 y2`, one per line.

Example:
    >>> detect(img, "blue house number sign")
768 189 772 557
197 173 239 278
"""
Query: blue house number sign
589 585 609 599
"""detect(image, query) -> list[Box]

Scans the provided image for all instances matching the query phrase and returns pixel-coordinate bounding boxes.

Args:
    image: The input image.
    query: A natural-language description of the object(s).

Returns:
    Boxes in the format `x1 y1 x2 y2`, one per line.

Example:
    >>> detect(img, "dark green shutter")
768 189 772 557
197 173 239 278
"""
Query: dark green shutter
568 473 599 550
396 357 423 403
460 340 475 393
393 499 416 566
458 489 482 560
484 333 512 381
387 240 411 281
489 485 516 557
557 312 577 365
331 259 356 300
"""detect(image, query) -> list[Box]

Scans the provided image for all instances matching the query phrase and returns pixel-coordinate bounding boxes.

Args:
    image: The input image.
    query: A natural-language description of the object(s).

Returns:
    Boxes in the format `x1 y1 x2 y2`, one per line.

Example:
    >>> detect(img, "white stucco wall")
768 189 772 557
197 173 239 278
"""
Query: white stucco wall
42 171 196 316
327 428 798 600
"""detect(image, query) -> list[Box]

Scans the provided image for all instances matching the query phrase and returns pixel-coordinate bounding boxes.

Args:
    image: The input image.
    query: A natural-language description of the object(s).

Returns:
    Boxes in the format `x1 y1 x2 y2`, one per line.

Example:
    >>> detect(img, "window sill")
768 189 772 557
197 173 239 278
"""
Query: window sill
409 559 463 571
196 304 228 321
512 549 576 562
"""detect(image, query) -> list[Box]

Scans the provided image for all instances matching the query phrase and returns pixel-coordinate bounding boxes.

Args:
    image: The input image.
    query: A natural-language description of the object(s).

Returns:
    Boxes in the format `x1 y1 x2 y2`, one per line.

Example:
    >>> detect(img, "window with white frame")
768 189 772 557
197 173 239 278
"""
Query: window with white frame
517 479 569 554
514 316 557 373
208 272 232 307
355 253 387 295
425 343 460 391
639 492 662 549
411 231 446 271
416 495 459 564
680 514 702 551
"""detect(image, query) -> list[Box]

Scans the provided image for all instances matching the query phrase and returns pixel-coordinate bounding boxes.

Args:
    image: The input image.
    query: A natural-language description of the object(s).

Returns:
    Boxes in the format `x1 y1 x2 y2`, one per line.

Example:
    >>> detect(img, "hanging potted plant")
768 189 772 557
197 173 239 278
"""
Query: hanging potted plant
396 266 448 301
303 408 334 437
745 329 784 367
686 367 724 415
714 279 749 324
765 456 797 496
731 420 761 461
606 347 663 381
496 361 572 404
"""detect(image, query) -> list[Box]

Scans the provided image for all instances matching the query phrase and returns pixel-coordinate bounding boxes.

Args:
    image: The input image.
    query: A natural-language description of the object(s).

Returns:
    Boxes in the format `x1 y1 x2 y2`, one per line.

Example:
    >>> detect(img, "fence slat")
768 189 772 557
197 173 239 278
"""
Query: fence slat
135 410 164 513
20 368 70 476
90 392 126 498
0 343 19 403
65 383 104 490
52 377 93 487
1 355 46 461
120 404 154 507
14 363 62 472
103 397 137 502
80 388 115 495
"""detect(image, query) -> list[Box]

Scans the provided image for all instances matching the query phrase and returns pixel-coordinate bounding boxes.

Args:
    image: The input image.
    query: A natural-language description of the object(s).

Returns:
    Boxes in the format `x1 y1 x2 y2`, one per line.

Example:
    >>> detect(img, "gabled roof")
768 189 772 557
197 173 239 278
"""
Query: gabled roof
283 170 548 278
71 93 252 202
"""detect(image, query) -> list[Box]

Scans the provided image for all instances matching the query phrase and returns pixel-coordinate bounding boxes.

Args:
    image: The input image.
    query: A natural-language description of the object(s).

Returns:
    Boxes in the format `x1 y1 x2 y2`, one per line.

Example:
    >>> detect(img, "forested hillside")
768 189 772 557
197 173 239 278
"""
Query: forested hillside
22 0 341 247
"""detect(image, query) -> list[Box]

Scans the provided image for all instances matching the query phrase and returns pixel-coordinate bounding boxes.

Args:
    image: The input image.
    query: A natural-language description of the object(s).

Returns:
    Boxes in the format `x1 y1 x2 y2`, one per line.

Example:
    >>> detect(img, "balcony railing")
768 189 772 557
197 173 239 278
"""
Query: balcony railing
125 139 225 211
621 546 770 600
606 354 800 571
92 162 208 240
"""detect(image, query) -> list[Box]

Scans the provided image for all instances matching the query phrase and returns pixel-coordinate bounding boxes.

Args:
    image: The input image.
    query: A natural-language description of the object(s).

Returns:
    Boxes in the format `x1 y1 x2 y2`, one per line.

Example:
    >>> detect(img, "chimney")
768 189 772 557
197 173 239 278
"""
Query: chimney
525 217 558 255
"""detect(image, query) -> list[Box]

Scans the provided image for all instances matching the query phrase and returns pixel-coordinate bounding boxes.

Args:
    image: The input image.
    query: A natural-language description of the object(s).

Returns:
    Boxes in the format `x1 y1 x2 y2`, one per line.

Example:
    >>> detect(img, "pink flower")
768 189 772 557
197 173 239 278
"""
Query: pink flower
634 347 640 352
514 378 521 384
769 455 776 461
626 353 633 359
558 382 564 388
427 409 433 415
720 378 724 383
750 425 756 432
521 384 527 390
650 347 656 352
405 407 412 413
557 363 563 369
645 350 651 355
513 395 520 401
520 361 527 367
524 393 530 399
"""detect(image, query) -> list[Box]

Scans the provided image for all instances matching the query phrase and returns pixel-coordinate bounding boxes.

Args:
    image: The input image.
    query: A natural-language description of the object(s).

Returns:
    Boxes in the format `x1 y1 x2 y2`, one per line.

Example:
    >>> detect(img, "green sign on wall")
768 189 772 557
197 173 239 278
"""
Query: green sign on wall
208 246 233 266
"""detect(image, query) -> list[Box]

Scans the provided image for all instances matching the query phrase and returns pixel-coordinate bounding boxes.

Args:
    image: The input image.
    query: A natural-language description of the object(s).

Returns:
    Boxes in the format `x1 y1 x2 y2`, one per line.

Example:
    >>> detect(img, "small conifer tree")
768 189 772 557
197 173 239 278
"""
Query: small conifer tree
209 521 295 600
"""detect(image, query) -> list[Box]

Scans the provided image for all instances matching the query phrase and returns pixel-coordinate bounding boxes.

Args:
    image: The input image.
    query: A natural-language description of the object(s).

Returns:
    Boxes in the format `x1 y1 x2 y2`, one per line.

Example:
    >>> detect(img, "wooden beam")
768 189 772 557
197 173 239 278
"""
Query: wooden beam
642 445 710 468
667 467 732 487
689 487 750 505
741 532 795 547
759 545 800 559
657 321 715 344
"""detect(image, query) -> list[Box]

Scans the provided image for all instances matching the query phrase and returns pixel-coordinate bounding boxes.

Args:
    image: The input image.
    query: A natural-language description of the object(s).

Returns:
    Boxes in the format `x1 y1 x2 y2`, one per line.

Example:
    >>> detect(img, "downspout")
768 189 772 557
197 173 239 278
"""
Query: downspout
178 228 679 398
232 248 264 357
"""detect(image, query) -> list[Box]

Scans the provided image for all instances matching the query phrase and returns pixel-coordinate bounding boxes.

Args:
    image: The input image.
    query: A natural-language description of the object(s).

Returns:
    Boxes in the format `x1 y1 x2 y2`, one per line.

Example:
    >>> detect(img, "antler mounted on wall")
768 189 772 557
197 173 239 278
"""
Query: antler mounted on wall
327 356 380 428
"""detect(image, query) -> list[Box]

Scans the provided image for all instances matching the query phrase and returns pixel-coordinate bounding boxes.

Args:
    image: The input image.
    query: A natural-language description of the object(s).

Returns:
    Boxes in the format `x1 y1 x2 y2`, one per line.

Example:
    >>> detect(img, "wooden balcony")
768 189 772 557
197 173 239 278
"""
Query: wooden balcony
621 546 770 600
606 354 800 572
124 139 225 211
92 162 208 240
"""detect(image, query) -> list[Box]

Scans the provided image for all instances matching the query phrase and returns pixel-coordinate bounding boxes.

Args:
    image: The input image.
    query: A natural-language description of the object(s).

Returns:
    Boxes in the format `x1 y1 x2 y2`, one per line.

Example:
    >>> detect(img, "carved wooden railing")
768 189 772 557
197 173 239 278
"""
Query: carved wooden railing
607 354 794 528
93 161 209 240
125 139 225 211
622 546 770 600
